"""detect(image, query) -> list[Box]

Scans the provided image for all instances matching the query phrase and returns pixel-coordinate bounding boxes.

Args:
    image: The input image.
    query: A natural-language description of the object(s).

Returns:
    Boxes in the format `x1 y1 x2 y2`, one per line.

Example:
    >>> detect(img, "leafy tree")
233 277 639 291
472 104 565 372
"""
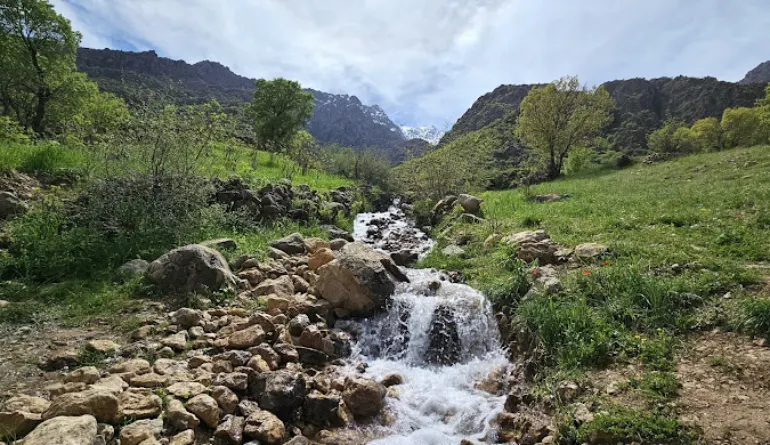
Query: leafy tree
249 78 315 156
721 107 770 148
515 76 613 179
647 119 686 154
0 0 81 134
689 117 723 152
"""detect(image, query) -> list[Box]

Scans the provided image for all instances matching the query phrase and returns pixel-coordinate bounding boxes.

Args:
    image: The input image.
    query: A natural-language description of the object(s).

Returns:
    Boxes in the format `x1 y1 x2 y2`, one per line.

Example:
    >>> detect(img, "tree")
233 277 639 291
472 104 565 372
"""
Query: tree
0 0 81 134
515 76 613 179
647 119 686 154
690 117 723 152
721 107 770 149
249 78 315 157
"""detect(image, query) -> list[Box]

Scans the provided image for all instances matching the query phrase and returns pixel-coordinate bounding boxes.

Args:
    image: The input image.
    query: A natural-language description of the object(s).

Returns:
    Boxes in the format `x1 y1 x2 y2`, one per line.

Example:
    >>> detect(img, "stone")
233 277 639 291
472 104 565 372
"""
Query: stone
214 350 253 368
298 324 324 350
118 389 163 420
215 414 245 445
0 191 27 219
304 237 331 254
117 259 150 281
95 423 115 445
270 233 306 255
169 429 195 445
425 304 461 365
246 356 271 373
119 418 162 445
215 372 249 392
147 244 237 295
272 343 299 364
42 389 119 423
303 392 350 427
502 230 550 246
321 225 353 242
432 195 457 218
250 371 306 418
85 339 119 354
253 275 295 299
21 415 97 445
390 249 417 267
0 300 7 309
342 377 386 420
517 240 560 265
161 331 189 351
457 194 483 214
90 376 129 395
244 411 285 445
201 238 238 251
268 247 290 260
130 373 168 389
296 346 329 365
228 325 265 349
238 268 265 286
40 349 80 371
157 346 176 358
315 242 406 316
308 248 336 271
64 366 101 385
172 308 204 329
109 358 151 375
166 381 208 399
292 275 310 293
165 397 200 431
250 344 280 370
329 238 348 251
380 373 404 387
441 245 465 257
185 394 222 428
212 386 239 414
0 410 42 437
484 233 503 248
573 242 609 261
3 395 50 414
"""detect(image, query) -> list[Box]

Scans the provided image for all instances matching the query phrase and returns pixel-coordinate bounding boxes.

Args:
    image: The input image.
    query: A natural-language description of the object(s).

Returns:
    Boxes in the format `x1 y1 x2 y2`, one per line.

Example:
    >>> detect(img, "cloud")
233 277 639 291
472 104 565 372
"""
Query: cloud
51 0 770 126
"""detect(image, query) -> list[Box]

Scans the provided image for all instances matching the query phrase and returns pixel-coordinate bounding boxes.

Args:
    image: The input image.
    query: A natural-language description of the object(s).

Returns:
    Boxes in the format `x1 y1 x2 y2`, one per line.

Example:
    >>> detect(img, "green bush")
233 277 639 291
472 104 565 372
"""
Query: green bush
563 146 595 175
576 406 698 444
0 116 30 143
629 371 679 400
731 297 770 339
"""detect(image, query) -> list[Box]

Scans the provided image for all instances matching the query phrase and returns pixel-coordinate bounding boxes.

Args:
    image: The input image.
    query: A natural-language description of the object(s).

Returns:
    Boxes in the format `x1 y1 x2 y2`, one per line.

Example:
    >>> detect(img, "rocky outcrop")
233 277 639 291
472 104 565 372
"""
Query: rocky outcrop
147 244 237 295
315 242 407 316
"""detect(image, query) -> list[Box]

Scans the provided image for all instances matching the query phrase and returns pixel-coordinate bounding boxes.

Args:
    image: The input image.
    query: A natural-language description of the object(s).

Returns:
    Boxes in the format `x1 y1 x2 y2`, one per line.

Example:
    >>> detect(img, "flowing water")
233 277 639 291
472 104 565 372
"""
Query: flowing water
348 204 509 444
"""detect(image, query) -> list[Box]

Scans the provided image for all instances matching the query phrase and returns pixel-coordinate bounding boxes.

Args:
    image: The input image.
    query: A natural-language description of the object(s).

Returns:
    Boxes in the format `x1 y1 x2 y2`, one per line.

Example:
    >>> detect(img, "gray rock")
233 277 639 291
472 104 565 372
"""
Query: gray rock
441 245 466 257
116 259 150 281
342 377 386 420
250 371 306 419
457 193 483 214
147 244 237 295
270 233 306 255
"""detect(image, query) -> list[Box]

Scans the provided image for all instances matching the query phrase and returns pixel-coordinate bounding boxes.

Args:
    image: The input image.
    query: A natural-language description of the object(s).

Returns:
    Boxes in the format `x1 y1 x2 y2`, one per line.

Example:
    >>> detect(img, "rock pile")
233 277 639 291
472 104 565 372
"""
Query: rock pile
3 233 407 445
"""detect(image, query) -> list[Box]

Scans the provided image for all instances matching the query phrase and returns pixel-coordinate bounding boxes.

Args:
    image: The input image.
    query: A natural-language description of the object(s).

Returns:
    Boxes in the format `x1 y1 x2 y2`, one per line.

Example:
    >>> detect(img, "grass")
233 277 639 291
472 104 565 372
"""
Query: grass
573 406 698 444
420 146 770 374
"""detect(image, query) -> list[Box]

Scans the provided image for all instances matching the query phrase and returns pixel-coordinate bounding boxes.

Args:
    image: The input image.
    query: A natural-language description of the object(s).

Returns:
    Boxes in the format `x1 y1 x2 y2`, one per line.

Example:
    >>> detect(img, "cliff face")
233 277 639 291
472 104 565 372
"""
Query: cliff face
442 76 766 151
76 48 406 152
740 61 770 85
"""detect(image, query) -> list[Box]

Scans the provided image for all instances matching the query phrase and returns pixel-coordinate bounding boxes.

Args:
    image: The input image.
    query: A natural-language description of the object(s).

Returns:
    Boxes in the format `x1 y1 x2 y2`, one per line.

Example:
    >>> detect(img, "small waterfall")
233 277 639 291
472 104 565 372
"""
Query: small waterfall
348 204 508 444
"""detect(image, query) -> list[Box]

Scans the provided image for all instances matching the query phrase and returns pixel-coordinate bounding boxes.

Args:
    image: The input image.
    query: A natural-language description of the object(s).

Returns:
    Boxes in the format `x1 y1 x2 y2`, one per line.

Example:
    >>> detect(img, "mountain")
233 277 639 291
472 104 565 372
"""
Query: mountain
441 76 766 151
76 48 406 152
400 125 445 145
740 61 770 85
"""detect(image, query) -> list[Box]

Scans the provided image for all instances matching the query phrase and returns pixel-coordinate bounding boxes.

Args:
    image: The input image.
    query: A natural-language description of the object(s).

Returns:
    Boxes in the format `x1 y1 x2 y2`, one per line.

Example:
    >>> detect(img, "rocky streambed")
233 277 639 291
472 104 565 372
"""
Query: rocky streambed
0 202 525 445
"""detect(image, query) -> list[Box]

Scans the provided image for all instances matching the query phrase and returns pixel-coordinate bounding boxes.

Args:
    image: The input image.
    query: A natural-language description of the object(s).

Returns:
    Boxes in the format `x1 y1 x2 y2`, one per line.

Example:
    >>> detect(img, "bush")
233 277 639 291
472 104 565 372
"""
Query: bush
0 116 30 143
563 147 595 175
576 406 698 444
731 297 770 339
4 174 224 281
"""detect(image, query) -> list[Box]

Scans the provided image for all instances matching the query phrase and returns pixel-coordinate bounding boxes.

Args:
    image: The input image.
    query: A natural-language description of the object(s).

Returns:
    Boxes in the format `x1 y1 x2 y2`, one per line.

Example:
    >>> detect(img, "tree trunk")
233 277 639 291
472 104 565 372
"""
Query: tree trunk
547 146 559 179
31 86 50 135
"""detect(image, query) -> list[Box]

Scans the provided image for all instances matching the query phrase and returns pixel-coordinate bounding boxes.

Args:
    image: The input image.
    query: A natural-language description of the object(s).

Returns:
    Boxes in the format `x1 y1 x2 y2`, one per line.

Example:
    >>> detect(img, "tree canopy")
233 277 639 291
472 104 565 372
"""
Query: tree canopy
515 76 614 178
249 78 315 153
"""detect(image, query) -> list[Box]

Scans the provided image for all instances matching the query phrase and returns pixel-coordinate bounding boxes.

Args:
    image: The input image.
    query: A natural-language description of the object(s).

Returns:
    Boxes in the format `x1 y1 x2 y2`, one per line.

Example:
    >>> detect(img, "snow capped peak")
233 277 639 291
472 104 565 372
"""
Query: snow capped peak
400 125 445 145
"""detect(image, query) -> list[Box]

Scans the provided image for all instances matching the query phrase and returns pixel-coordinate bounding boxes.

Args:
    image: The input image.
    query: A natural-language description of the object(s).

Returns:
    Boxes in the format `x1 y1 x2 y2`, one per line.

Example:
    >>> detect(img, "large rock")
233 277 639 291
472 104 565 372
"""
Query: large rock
303 392 350 427
166 398 200 431
270 233 306 255
432 195 457 219
119 418 162 445
0 410 42 437
118 389 163 420
0 191 27 219
574 242 609 261
3 395 50 414
249 371 306 419
457 194 483 214
227 325 265 349
21 415 97 445
315 242 406 316
116 259 150 281
253 275 294 299
342 377 386 420
147 244 237 295
215 415 245 445
185 394 221 429
244 411 285 445
502 230 550 246
425 304 461 365
42 389 119 423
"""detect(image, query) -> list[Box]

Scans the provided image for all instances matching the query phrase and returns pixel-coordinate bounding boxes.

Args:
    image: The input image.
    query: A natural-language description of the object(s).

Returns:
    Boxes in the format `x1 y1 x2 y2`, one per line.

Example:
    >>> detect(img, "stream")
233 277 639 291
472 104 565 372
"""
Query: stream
347 203 509 444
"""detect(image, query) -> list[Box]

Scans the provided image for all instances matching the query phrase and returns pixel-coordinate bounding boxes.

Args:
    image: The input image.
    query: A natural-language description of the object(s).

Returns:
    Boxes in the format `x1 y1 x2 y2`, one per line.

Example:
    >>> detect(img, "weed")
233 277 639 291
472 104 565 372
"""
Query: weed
628 371 680 400
76 348 108 367
731 297 770 339
576 406 699 444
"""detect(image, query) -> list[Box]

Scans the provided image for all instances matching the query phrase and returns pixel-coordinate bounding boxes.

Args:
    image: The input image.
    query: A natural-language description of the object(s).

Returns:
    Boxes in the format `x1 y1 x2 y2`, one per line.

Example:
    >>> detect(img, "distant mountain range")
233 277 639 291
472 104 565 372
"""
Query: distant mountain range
76 48 432 163
441 64 770 151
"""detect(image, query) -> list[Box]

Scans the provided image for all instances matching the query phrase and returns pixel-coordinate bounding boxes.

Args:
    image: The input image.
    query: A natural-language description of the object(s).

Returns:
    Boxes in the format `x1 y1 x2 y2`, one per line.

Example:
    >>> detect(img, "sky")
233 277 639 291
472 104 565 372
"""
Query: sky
51 0 770 128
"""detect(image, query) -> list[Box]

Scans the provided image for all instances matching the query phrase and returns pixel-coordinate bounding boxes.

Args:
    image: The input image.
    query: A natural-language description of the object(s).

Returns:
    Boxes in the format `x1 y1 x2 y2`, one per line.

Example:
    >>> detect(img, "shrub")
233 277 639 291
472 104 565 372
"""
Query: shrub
0 116 30 143
628 371 679 400
576 406 698 444
563 146 595 175
731 297 770 339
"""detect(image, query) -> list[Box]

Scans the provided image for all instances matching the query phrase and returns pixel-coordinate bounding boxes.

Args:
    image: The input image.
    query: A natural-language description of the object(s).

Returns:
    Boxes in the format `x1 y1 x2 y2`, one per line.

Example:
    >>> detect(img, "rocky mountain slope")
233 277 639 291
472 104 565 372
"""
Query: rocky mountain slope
76 48 407 152
740 60 770 85
440 76 766 151
400 126 445 145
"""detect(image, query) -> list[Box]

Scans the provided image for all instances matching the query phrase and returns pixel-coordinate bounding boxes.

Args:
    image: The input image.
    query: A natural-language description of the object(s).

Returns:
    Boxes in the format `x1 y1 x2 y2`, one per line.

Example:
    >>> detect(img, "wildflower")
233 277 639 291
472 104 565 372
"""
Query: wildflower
583 270 591 276
532 268 540 276
602 260 609 267
737 213 744 220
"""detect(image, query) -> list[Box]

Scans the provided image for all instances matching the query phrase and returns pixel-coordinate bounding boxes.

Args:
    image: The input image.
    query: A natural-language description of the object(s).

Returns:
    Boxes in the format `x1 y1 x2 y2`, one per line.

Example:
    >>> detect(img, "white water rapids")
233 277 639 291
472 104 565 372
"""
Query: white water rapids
347 204 509 444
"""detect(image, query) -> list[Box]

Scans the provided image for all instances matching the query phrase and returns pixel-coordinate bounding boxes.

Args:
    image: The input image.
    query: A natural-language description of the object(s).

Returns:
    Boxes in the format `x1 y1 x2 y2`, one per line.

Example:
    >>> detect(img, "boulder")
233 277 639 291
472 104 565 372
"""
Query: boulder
171 308 204 329
161 331 188 351
250 371 306 419
390 249 417 267
329 238 348 251
304 237 330 254
574 243 609 261
165 398 200 431
426 304 461 365
441 245 465 257
169 429 195 445
21 415 97 445
303 392 350 427
116 259 150 281
212 386 239 414
315 242 406 316
342 377 386 420
117 389 163 420
308 248 336 271
0 410 42 437
502 230 550 246
253 275 294 299
3 395 51 414
432 195 457 218
65 366 101 385
200 238 238 251
228 325 266 349
119 418 162 445
215 414 245 445
270 233 306 255
85 339 119 354
457 194 483 214
146 244 237 295
42 389 119 423
320 225 353 242
244 411 285 445
185 394 222 429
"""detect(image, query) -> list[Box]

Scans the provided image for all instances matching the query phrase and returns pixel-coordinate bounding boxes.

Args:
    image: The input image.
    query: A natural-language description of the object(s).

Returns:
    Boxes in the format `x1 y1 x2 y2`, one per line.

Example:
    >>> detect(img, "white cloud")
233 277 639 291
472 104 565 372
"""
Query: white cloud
52 0 770 126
